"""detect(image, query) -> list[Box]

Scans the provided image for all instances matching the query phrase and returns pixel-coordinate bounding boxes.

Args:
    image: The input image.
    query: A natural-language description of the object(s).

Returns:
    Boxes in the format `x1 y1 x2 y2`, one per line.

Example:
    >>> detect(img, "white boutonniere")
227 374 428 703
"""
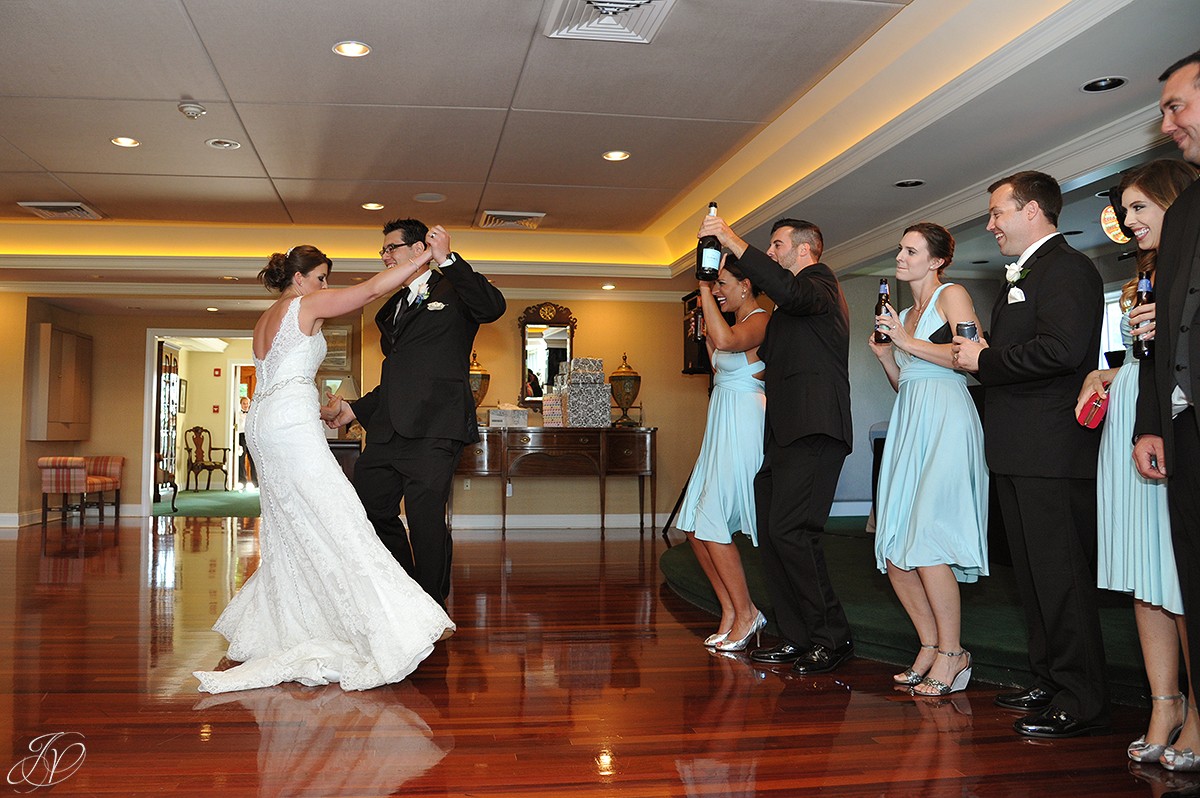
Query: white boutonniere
1007 286 1026 304
1004 262 1031 287
426 301 446 311
411 284 432 307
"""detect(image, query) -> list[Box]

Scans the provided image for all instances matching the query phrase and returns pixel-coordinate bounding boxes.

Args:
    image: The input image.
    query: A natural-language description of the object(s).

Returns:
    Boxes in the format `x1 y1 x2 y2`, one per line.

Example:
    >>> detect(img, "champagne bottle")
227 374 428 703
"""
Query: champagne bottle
873 278 891 344
1132 269 1154 360
696 202 721 281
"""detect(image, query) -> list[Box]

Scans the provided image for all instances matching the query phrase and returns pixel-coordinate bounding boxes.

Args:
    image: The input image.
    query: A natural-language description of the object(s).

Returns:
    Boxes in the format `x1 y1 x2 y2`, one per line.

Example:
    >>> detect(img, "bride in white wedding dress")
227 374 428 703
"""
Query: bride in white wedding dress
195 242 454 694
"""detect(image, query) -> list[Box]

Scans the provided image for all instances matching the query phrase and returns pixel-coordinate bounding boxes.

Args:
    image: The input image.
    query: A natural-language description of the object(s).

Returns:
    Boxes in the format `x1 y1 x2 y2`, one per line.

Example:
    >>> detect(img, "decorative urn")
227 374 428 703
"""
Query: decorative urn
468 350 490 408
608 352 641 427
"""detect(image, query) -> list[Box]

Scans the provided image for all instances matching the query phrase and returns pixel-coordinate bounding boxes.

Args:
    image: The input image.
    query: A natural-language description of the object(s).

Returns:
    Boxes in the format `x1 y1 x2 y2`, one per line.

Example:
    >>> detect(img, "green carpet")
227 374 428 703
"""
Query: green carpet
660 518 1147 705
153 488 261 517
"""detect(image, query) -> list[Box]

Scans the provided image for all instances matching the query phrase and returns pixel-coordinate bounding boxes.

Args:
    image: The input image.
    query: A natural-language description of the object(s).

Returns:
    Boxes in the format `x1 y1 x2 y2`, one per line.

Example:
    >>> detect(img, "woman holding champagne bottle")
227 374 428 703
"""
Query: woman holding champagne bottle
676 255 770 652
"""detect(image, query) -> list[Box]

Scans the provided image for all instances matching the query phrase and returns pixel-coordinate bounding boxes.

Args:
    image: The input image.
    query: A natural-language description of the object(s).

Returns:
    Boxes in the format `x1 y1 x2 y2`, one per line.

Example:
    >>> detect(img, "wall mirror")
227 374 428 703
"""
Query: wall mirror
517 302 576 410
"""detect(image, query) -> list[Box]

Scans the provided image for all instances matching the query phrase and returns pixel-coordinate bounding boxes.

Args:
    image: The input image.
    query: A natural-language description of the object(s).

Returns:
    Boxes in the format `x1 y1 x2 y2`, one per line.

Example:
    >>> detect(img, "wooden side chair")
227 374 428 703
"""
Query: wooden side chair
156 452 178 512
183 426 229 490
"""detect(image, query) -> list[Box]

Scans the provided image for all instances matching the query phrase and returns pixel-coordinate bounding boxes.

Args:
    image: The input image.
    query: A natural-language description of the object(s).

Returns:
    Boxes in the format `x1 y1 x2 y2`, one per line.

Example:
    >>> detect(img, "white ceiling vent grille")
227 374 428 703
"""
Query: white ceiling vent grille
545 0 675 43
478 210 546 230
17 201 104 220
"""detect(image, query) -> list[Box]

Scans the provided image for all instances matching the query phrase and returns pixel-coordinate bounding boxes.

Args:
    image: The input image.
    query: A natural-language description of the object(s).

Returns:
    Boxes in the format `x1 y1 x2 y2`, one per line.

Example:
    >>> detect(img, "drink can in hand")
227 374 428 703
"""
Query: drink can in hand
955 321 979 342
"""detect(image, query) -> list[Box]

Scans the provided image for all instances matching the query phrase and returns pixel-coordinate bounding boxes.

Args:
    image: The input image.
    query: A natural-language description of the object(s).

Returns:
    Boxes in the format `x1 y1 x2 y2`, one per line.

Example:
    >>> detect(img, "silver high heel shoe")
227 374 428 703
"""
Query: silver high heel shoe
703 630 731 649
1162 745 1200 772
1129 693 1186 763
715 611 767 653
912 649 971 696
894 642 939 686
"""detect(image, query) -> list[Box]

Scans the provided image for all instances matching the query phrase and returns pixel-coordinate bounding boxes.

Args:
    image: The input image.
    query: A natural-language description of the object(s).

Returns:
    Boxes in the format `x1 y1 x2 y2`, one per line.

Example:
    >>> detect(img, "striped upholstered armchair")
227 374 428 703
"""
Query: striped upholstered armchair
37 455 124 524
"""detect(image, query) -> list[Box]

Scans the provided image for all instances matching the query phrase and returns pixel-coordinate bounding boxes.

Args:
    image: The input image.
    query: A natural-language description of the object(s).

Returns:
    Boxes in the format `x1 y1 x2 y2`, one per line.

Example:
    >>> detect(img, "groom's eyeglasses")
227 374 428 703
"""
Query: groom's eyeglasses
379 242 415 257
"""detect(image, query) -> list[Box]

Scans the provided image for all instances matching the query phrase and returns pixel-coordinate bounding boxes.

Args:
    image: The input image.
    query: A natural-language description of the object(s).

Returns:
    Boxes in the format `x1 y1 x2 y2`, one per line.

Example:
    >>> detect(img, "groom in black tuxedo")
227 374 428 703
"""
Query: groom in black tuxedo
954 171 1107 738
330 219 506 607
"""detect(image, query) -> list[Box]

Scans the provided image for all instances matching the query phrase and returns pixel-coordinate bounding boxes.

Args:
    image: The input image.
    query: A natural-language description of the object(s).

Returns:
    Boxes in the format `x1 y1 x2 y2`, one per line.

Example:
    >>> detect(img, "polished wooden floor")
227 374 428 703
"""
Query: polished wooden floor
1 516 1191 797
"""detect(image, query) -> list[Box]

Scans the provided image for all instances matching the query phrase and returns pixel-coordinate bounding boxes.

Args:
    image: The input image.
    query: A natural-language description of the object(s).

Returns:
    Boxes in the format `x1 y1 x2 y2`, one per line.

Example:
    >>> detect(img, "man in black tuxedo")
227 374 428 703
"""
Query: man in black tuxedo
1134 51 1200 768
953 171 1107 738
697 215 854 675
327 220 506 607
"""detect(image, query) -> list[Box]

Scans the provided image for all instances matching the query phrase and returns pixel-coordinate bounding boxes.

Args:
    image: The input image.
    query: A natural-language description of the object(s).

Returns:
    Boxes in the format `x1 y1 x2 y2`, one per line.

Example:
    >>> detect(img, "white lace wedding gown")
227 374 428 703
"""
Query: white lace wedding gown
194 297 454 694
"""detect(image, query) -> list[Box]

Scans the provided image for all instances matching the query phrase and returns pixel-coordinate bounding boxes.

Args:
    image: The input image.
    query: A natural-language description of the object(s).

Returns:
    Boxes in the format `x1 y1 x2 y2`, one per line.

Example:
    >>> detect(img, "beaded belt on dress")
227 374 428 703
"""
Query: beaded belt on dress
255 375 314 398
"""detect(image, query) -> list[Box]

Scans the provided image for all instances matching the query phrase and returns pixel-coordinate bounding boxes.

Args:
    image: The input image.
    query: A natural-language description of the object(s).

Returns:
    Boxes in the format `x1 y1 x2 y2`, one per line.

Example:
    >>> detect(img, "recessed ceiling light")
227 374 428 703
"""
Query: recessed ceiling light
206 307 219 312
111 136 140 148
219 275 239 281
971 260 989 265
1062 230 1084 236
352 277 365 282
91 274 103 279
894 179 924 188
603 150 630 161
1081 76 1126 93
413 192 446 203
205 138 241 150
601 284 616 290
1096 190 1112 199
333 40 371 57
361 202 385 211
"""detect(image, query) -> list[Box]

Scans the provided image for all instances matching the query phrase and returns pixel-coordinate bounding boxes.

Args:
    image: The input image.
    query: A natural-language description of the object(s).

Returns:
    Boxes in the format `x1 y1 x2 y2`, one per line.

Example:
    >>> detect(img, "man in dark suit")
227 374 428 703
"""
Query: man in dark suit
327 219 506 607
1134 51 1200 768
697 215 854 675
953 171 1107 738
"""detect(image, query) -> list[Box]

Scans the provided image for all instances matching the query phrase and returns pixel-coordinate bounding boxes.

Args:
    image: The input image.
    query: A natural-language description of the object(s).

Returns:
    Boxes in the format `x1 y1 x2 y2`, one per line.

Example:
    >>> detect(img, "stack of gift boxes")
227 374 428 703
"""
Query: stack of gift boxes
563 357 611 427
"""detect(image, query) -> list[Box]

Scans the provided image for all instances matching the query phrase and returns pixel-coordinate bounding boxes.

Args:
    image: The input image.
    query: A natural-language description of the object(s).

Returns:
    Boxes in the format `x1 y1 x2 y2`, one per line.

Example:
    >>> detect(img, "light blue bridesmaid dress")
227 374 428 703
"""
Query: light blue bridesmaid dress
874 283 989 582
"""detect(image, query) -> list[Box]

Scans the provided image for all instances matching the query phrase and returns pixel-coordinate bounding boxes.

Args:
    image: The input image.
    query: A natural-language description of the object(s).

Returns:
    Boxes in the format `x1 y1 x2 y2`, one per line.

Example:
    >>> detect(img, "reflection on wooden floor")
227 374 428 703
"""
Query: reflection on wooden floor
0 515 1185 796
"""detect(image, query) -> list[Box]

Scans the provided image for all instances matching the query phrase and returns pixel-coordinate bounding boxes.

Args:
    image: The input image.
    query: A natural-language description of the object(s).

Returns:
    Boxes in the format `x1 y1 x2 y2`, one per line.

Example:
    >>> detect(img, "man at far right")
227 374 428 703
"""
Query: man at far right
1134 49 1200 775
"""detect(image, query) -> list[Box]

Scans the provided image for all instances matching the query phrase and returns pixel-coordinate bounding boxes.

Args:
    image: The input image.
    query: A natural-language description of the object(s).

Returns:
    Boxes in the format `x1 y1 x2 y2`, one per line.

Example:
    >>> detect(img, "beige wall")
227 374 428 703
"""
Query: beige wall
11 292 711 523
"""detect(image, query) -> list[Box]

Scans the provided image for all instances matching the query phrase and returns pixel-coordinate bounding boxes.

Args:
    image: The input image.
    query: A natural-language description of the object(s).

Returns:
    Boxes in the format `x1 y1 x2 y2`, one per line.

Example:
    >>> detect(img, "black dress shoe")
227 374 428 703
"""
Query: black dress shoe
750 643 804 664
791 642 854 675
994 686 1053 711
1014 706 1110 739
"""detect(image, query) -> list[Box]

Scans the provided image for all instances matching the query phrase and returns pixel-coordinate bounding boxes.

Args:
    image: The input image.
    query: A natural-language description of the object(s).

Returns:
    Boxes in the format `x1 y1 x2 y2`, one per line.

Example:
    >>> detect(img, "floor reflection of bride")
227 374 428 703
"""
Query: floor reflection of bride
194 682 452 796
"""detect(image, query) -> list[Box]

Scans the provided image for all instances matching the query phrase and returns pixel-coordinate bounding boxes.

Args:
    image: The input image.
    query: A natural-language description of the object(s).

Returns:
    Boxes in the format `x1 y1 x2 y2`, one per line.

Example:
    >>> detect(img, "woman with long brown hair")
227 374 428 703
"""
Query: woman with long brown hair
1076 158 1200 767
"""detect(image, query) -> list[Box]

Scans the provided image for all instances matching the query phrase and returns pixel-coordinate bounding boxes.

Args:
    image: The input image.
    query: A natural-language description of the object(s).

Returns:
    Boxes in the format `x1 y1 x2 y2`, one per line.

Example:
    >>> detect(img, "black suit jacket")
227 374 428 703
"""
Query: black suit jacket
976 234 1103 478
735 248 852 448
350 254 506 444
1136 178 1200 465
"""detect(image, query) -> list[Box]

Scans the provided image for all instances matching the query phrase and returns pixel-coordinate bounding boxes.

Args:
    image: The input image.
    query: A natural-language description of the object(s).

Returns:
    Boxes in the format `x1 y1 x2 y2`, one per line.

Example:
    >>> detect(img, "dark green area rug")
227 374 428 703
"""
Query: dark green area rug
153 489 261 517
660 517 1147 705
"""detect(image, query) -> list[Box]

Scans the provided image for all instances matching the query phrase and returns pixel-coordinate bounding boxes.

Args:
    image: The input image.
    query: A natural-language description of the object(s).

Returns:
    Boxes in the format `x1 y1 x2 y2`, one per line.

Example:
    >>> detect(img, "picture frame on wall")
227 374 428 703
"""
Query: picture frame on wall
321 326 352 371
179 378 188 413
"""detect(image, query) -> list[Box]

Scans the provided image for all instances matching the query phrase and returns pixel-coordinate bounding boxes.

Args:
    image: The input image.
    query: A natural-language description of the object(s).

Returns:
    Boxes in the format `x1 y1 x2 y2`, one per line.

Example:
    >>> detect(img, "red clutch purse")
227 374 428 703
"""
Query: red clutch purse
1077 383 1110 429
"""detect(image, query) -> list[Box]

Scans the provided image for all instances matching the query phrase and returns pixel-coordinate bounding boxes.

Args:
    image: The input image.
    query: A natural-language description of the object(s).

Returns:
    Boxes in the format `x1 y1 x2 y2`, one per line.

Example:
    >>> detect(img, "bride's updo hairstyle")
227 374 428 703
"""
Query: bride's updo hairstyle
258 245 333 292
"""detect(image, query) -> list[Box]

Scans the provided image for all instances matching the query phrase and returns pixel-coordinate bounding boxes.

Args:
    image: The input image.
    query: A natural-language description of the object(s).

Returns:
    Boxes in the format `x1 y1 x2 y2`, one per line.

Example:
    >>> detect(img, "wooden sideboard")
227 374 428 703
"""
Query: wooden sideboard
452 426 657 535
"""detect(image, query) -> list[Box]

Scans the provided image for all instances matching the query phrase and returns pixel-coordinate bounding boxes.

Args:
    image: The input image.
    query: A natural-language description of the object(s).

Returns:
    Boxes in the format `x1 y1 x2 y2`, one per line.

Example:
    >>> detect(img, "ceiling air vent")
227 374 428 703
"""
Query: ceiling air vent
18 201 104 220
478 210 546 230
545 0 675 43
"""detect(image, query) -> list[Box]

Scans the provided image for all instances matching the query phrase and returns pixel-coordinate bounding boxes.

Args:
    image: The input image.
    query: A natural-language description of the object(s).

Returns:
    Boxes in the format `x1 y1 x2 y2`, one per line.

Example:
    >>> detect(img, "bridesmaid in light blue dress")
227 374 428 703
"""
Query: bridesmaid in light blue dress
1074 159 1199 766
869 222 988 696
677 257 769 653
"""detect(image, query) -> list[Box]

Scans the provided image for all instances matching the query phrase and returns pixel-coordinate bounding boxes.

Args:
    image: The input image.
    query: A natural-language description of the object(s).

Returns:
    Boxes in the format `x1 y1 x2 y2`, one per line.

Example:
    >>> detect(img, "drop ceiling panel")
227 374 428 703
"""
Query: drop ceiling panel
274 179 487 227
183 0 540 107
517 0 905 120
490 110 761 190
236 104 506 182
479 183 682 232
0 98 264 176
0 173 86 219
0 137 45 171
0 0 226 99
53 174 291 224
